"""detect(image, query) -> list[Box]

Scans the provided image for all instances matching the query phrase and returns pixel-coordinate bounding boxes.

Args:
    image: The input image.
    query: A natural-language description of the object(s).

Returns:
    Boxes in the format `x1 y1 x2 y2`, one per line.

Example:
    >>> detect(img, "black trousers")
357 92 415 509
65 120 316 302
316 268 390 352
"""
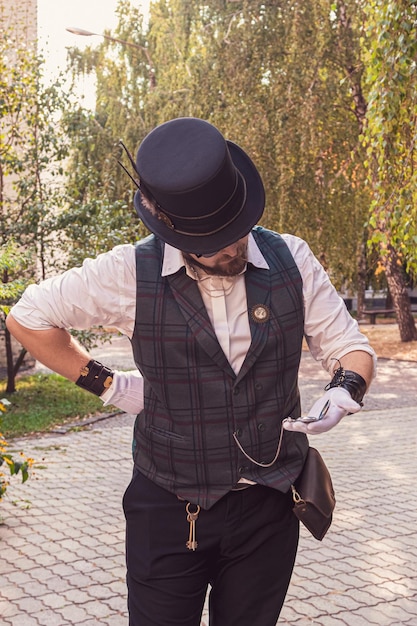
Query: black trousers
123 471 299 626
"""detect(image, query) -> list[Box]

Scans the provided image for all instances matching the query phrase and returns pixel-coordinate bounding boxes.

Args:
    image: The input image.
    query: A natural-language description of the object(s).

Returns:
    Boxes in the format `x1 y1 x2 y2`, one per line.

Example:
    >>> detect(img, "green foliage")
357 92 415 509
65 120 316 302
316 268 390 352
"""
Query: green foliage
359 0 417 340
143 0 372 289
0 21 70 277
0 241 35 392
0 217 35 398
1 19 80 389
0 241 34 315
362 0 417 280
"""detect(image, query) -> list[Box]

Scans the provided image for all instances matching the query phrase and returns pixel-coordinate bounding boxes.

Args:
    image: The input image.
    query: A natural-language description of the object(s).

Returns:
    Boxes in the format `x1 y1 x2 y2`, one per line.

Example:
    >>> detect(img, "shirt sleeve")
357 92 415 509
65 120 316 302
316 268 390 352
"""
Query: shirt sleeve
9 244 137 338
282 234 377 375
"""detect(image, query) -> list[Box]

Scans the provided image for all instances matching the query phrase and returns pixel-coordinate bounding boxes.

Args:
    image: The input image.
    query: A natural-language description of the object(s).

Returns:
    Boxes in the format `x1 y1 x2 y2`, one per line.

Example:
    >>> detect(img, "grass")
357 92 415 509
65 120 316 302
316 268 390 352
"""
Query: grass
0 373 114 438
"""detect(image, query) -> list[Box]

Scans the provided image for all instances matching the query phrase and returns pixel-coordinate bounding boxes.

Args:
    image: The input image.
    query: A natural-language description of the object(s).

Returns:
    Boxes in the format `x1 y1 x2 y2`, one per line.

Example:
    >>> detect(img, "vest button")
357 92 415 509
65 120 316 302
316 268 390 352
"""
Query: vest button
233 387 240 395
257 423 265 431
255 383 263 390
235 428 243 437
239 466 248 474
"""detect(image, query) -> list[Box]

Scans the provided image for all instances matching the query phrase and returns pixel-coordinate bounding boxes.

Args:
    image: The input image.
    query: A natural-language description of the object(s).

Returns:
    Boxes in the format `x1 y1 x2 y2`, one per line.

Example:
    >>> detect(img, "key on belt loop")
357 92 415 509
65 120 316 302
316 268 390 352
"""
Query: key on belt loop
185 502 200 551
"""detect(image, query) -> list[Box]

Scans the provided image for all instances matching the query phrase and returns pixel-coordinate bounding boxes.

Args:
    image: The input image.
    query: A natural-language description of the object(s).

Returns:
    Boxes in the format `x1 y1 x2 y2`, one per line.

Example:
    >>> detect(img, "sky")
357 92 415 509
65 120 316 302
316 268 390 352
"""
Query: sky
37 0 149 104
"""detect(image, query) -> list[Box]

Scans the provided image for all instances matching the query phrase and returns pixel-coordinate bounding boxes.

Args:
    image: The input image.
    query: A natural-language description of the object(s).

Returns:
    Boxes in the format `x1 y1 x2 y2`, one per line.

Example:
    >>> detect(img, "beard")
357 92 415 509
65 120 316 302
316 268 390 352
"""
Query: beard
184 241 248 277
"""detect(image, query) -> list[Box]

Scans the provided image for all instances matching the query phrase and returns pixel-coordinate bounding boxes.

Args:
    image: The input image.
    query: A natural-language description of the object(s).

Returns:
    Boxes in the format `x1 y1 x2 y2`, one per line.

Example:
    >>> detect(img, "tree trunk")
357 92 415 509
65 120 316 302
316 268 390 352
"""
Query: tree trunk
13 346 28 377
384 245 417 342
4 326 16 393
356 240 367 319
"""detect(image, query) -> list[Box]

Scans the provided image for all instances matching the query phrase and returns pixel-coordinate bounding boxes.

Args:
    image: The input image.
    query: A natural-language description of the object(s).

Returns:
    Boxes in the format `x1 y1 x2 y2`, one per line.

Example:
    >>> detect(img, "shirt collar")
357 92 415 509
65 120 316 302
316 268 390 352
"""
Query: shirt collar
161 232 270 277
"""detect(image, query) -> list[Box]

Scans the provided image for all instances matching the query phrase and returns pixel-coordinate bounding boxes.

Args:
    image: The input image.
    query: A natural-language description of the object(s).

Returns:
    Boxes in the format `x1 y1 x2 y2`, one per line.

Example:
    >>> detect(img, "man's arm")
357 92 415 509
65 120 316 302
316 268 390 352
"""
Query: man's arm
336 350 374 390
6 314 144 413
284 348 374 435
6 315 90 382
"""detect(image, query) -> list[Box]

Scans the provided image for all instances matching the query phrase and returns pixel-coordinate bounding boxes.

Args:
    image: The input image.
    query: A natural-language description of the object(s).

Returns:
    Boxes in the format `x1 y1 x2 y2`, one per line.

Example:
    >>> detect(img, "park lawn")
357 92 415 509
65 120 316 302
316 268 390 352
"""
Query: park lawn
0 373 113 438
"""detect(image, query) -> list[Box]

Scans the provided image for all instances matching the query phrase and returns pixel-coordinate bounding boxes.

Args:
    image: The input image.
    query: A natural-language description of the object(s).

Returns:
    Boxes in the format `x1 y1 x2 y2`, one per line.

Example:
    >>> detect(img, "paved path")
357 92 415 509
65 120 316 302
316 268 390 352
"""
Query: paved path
1 337 417 625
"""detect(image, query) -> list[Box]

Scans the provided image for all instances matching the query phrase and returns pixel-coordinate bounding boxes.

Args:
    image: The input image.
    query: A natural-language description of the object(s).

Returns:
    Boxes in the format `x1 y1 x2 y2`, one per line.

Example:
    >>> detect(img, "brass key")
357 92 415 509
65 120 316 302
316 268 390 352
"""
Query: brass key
186 503 200 551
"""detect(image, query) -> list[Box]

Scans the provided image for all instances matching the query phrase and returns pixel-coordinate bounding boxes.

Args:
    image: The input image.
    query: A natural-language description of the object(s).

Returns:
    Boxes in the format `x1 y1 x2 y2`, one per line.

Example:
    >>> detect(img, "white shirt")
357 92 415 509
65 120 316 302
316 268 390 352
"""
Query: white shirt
10 233 376 374
163 234 269 374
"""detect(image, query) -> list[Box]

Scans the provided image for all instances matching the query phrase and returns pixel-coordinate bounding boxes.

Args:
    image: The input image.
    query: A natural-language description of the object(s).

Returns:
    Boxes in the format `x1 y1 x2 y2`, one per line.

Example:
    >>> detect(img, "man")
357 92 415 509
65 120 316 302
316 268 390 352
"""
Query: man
7 117 375 626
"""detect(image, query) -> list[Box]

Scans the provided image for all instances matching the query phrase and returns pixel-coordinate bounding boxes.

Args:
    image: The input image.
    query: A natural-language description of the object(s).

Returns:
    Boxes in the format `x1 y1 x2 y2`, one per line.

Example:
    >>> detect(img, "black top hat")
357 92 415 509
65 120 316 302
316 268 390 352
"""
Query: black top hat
133 117 265 255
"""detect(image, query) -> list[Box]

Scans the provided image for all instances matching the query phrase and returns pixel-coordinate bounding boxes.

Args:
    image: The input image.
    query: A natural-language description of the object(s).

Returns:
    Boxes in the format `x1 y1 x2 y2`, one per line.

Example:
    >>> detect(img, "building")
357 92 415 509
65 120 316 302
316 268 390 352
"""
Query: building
0 0 37 43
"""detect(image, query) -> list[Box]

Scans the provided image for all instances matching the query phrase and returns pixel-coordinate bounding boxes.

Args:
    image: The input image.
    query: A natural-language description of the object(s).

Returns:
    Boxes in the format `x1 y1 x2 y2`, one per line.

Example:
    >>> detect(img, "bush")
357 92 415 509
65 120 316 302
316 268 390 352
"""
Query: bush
0 399 32 502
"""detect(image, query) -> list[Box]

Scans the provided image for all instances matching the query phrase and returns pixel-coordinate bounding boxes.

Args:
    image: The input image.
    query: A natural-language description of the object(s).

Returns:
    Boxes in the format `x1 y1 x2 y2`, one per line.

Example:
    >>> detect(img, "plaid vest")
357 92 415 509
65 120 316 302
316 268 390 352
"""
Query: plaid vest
131 226 308 509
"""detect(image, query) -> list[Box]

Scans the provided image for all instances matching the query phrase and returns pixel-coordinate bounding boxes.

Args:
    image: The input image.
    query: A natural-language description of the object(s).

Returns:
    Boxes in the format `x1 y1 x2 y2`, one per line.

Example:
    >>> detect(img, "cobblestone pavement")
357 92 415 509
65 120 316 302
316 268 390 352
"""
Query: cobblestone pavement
1 338 417 625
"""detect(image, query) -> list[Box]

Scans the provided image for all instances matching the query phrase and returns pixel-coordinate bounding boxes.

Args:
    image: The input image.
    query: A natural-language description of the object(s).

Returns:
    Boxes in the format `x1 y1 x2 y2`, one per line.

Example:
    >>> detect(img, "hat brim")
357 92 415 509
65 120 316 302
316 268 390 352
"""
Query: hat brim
134 141 265 255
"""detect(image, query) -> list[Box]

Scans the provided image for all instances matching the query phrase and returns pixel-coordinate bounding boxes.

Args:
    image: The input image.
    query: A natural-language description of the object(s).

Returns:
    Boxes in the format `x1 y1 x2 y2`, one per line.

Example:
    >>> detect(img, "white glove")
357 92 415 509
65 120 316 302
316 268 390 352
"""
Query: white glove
100 370 144 415
283 387 362 435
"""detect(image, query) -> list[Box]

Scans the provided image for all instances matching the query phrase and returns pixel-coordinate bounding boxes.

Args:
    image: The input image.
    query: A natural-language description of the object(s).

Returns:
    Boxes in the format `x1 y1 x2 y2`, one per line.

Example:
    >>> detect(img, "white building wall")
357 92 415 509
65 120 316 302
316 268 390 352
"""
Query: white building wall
0 0 37 43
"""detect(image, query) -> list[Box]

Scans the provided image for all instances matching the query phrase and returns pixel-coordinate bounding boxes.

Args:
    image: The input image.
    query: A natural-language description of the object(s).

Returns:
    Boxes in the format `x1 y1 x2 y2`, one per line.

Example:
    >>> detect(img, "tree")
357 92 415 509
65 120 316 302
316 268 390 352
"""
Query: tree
59 0 152 266
362 0 417 341
0 19 70 384
0 23 70 271
66 0 371 293
160 1 371 291
0 242 33 392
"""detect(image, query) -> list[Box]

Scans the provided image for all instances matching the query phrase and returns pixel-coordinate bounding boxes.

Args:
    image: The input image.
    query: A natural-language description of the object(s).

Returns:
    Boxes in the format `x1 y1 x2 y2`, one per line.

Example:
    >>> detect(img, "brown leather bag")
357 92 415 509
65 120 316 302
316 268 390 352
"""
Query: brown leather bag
291 447 336 541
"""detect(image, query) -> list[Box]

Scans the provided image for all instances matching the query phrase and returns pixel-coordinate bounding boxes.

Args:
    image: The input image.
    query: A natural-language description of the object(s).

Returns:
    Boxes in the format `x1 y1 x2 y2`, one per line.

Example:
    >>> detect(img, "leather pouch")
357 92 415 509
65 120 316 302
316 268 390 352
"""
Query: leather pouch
291 447 336 541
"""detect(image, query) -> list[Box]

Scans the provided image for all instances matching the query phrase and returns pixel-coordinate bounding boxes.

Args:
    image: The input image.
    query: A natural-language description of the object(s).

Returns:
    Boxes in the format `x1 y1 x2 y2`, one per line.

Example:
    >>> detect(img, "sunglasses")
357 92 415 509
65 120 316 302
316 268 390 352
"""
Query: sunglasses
194 251 219 258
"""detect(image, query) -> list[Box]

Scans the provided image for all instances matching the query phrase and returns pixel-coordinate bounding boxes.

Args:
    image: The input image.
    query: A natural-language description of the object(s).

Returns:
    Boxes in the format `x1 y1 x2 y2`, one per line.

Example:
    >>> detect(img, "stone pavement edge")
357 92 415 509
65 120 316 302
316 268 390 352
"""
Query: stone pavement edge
0 336 416 625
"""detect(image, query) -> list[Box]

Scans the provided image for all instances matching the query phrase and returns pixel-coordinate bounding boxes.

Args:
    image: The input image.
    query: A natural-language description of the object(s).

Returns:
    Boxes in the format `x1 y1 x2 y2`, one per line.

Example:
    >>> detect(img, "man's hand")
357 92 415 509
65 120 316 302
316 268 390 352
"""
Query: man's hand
283 387 362 435
100 369 144 414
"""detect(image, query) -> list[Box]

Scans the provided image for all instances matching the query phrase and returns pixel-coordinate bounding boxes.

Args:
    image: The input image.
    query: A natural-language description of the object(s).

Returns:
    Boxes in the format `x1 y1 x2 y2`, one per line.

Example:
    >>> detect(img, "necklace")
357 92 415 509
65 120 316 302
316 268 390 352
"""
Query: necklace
186 261 238 298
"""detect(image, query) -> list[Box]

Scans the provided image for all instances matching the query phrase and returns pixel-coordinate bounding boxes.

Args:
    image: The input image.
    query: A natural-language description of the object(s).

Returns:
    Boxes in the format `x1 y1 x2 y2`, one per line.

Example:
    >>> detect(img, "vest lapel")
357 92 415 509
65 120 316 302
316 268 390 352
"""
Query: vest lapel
167 271 235 377
236 266 274 383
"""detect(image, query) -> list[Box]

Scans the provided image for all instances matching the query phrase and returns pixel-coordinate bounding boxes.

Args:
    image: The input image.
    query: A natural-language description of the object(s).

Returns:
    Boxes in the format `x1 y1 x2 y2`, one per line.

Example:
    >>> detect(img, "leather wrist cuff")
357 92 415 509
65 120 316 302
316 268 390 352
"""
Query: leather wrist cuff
76 360 114 396
325 367 367 404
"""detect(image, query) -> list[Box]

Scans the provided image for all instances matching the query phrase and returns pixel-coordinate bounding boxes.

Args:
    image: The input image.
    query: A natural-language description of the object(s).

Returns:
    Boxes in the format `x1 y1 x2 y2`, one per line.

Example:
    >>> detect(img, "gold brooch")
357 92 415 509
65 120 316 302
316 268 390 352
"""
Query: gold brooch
250 304 270 323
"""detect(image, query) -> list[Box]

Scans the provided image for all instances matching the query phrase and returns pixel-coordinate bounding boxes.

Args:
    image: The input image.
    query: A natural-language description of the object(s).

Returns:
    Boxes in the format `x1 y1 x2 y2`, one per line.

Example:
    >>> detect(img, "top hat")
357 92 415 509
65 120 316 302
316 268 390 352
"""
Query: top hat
133 117 265 255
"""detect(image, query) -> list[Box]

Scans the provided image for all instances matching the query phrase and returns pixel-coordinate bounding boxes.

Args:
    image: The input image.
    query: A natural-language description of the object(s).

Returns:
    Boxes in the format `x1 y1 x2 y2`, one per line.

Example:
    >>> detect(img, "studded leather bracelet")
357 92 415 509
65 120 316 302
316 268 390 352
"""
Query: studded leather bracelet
76 359 114 396
325 361 367 405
